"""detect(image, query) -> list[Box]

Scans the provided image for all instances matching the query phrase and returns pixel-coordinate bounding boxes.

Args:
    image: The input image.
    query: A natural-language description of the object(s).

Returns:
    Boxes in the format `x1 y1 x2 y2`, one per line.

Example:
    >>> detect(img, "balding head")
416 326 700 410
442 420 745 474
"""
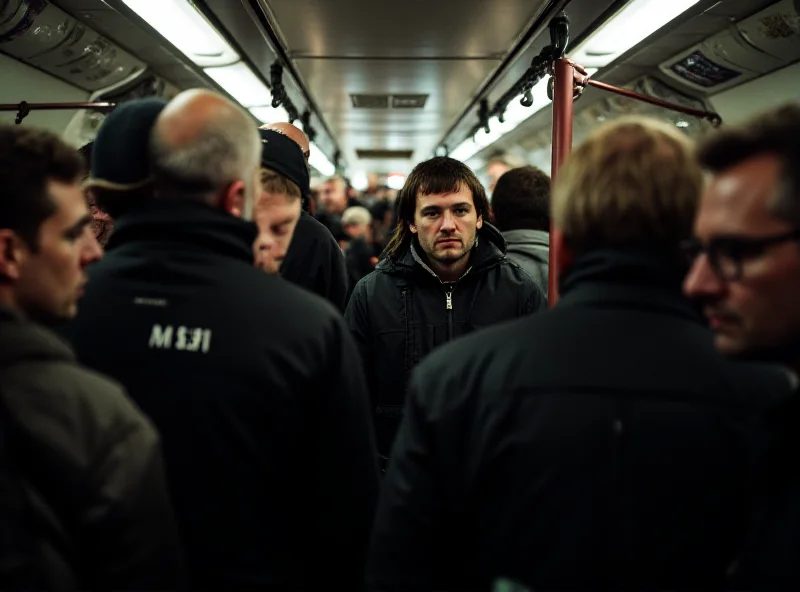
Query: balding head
260 122 309 160
150 89 261 218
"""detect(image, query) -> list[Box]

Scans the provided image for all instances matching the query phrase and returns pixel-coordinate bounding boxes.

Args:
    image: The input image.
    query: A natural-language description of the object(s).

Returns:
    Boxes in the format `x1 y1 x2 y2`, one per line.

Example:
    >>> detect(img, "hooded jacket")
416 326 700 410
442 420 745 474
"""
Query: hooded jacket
345 222 545 461
0 305 183 590
502 228 549 297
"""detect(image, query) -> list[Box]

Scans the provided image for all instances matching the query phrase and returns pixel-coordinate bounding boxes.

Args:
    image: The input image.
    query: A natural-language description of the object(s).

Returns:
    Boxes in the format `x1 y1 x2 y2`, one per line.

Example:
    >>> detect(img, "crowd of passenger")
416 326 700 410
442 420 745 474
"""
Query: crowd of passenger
0 85 798 591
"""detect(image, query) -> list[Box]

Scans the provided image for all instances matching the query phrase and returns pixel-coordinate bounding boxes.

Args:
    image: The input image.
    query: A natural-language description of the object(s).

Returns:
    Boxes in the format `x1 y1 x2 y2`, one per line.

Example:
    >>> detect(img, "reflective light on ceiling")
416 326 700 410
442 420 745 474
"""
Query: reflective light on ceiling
569 0 703 69
309 143 336 177
120 0 239 67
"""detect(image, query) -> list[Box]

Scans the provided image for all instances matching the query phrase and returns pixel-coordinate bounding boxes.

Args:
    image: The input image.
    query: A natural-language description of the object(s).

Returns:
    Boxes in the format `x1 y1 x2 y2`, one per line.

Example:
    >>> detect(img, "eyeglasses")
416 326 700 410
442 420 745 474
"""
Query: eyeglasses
680 229 800 281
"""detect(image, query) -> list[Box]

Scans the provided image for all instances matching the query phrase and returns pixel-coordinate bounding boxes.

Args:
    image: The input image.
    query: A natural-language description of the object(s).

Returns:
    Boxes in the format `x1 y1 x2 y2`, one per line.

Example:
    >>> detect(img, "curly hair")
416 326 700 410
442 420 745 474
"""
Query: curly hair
0 125 84 249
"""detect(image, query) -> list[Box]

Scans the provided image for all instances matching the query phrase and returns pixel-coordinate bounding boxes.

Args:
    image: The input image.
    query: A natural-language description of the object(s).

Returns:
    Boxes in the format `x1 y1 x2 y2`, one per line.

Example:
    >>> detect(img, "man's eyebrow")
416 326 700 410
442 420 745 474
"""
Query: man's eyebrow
63 213 93 236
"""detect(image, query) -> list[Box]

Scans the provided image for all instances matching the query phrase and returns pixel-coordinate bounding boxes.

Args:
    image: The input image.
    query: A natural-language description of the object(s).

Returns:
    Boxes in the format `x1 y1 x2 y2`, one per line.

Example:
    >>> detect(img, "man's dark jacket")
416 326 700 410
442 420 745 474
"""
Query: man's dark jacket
366 248 792 591
345 222 545 462
280 212 349 312
62 200 379 590
0 306 183 590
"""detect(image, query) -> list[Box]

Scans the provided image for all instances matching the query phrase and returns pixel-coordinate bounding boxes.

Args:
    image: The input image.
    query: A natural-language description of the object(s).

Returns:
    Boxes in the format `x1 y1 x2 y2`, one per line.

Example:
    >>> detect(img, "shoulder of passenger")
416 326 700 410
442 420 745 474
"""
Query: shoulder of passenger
1 360 157 455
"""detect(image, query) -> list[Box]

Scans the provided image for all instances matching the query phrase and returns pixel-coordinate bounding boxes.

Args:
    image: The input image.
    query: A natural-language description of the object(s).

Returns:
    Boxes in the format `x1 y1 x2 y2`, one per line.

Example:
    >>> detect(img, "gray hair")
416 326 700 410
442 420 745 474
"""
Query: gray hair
150 103 260 214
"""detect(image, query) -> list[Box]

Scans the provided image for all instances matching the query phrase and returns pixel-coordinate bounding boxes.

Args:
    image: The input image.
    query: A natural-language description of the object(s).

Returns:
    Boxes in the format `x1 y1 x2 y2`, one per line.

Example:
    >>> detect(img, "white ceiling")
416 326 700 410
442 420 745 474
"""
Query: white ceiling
264 0 553 175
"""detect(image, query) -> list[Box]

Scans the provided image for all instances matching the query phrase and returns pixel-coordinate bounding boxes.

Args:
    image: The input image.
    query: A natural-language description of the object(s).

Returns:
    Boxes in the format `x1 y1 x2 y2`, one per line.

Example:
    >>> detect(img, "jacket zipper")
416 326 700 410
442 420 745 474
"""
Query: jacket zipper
446 287 454 340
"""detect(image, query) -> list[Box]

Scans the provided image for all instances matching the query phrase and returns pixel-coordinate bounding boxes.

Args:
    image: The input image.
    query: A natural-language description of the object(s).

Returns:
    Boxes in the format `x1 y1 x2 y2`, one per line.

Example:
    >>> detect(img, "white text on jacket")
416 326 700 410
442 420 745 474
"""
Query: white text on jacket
149 324 212 353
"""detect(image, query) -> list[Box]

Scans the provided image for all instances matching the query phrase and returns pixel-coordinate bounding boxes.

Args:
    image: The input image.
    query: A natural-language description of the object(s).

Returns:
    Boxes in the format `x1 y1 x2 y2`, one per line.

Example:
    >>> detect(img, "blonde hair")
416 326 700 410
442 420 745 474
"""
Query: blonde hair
260 167 301 199
553 116 703 255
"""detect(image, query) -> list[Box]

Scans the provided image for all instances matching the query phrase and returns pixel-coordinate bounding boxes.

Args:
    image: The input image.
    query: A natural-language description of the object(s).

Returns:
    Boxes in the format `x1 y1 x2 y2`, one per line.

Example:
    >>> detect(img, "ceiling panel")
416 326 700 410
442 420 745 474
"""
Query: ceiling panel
263 0 550 174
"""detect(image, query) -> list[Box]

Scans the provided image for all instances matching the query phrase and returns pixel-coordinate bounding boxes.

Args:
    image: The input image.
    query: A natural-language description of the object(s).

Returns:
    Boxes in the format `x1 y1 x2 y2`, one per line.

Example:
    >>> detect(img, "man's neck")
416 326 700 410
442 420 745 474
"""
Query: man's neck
431 255 470 283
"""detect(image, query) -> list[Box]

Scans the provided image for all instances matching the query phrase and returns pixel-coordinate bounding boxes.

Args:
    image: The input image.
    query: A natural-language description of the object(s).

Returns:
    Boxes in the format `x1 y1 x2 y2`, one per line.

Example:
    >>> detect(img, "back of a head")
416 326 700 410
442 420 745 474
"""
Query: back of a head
384 156 489 258
0 125 84 248
260 122 310 159
553 116 703 256
697 103 800 227
342 206 372 227
149 89 261 215
492 165 551 232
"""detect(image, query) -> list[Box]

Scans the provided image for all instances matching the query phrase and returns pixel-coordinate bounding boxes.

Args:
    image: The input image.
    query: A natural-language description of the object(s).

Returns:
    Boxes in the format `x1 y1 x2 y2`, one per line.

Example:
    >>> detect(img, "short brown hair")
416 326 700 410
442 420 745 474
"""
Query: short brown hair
0 125 84 249
698 103 800 227
492 165 550 232
384 156 490 258
553 116 702 256
260 167 302 200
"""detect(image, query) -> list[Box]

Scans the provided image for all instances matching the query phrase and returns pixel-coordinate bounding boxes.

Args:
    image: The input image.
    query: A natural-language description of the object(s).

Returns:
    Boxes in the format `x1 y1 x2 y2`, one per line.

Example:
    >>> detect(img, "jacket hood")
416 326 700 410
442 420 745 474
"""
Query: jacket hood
502 229 549 248
0 306 74 367
378 222 507 274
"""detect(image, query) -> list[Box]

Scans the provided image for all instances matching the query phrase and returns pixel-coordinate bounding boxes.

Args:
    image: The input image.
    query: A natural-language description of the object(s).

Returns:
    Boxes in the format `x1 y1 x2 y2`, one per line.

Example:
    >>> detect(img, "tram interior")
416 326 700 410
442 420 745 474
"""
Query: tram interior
0 0 798 192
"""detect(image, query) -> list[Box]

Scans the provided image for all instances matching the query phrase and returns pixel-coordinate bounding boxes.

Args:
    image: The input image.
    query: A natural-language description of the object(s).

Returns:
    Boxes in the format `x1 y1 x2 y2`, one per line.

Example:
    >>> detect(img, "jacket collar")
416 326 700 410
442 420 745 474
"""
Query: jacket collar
502 229 549 248
556 247 702 322
380 222 507 276
106 200 258 264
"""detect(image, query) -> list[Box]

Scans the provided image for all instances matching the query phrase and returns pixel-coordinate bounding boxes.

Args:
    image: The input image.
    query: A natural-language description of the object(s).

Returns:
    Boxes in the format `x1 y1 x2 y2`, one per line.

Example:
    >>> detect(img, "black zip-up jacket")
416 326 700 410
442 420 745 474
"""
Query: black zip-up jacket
366 249 793 591
0 306 183 590
344 223 545 462
62 200 379 590
281 212 349 312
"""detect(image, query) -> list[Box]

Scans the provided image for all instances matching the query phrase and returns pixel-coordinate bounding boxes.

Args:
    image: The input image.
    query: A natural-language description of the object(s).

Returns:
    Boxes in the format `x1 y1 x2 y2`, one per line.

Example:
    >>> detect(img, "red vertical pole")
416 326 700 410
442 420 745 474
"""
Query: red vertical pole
548 58 575 307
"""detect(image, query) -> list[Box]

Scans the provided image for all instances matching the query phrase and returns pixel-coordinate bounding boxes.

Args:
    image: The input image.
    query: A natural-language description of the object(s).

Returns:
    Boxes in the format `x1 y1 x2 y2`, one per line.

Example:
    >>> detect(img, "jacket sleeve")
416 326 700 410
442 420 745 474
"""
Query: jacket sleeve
523 279 548 314
327 233 350 312
365 366 442 591
344 278 377 400
314 316 380 589
83 382 186 590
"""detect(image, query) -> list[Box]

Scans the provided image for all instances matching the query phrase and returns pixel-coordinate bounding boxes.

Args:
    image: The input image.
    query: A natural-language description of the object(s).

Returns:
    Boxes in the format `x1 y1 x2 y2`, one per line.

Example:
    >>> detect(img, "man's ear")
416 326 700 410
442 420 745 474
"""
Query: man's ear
0 229 28 281
409 222 418 234
476 214 483 230
222 181 247 218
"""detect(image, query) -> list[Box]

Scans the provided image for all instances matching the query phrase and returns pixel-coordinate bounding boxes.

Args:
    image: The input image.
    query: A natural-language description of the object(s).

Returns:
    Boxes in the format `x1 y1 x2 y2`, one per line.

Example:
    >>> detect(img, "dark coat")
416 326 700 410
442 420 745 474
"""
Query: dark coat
62 200 380 589
345 223 545 461
366 249 793 591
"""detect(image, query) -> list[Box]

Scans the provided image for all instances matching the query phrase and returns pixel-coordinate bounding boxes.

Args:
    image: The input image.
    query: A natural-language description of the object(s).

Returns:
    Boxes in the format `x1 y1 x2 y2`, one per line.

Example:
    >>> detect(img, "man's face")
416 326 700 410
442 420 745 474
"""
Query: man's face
410 185 482 266
253 190 302 273
319 180 348 214
684 154 800 362
487 162 510 193
14 180 103 323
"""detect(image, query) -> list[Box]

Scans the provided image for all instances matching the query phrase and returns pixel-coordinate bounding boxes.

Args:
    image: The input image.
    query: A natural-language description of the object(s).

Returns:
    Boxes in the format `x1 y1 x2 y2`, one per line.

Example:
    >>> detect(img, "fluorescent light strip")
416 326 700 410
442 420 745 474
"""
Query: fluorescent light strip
120 0 239 67
309 143 336 177
203 61 272 108
250 105 290 124
569 0 702 69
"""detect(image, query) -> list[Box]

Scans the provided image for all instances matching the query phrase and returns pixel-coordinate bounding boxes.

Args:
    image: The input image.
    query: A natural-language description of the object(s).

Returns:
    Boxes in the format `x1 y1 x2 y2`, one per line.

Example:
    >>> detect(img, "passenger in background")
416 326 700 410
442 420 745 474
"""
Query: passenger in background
345 156 545 470
253 129 306 274
80 98 168 246
682 103 800 590
491 165 551 297
62 89 379 590
366 117 792 592
260 122 349 311
0 124 183 590
341 205 380 301
316 175 363 236
485 151 526 193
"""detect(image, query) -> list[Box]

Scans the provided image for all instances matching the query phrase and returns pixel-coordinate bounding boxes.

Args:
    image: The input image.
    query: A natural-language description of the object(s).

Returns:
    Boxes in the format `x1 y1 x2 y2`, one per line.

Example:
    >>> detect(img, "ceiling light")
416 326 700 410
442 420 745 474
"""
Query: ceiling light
250 106 290 124
309 143 335 177
569 0 702 69
204 62 272 108
120 0 239 67
351 171 369 192
386 174 406 190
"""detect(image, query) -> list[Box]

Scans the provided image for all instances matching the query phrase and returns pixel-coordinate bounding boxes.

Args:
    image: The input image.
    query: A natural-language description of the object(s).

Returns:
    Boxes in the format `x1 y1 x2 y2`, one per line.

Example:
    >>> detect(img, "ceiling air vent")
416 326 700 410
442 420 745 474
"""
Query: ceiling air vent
350 94 390 109
391 94 428 109
356 149 414 159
